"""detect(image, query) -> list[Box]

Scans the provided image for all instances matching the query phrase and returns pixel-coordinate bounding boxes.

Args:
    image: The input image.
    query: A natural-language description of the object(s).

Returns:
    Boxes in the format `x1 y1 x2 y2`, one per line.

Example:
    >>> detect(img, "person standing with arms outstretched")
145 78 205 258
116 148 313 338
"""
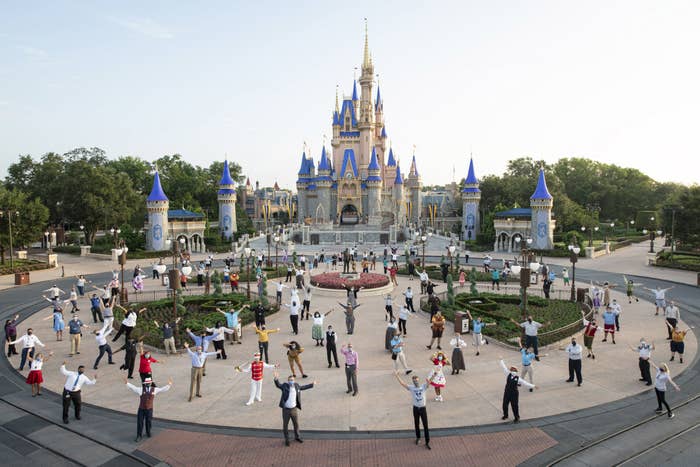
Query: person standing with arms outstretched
629 338 654 386
60 362 96 424
272 370 316 446
184 342 219 401
667 322 692 364
623 276 641 304
391 330 413 375
254 324 280 363
563 336 583 386
125 376 171 442
283 341 307 378
465 310 495 356
650 361 680 418
644 285 674 316
510 316 549 360
92 327 114 370
339 301 361 335
499 358 535 423
341 342 359 396
237 352 277 406
283 299 301 335
664 301 680 340
394 371 434 450
10 328 45 371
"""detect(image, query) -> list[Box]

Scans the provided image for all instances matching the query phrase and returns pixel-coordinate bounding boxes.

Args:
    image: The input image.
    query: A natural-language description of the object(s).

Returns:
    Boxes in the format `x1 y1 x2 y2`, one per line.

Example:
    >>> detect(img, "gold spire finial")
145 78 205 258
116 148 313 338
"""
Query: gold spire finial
335 85 339 112
363 18 371 68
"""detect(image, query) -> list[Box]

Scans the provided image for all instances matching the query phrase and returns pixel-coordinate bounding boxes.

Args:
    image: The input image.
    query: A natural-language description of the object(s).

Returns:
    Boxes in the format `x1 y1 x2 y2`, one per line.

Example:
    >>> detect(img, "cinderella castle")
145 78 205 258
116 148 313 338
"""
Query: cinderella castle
295 25 422 227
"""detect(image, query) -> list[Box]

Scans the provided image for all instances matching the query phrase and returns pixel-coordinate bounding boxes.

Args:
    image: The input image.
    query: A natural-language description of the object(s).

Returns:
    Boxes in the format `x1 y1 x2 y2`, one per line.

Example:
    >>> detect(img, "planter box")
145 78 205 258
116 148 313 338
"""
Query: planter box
14 272 30 286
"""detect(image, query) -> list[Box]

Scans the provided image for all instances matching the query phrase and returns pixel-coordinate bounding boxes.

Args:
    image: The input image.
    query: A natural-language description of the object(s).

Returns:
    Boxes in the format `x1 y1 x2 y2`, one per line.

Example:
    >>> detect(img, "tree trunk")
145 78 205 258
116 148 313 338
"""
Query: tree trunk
0 244 5 265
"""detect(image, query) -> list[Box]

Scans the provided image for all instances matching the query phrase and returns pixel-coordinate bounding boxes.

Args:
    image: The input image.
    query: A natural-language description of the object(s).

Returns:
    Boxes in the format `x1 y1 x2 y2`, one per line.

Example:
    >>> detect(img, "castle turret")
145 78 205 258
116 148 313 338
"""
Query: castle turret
530 168 555 250
366 147 383 217
358 21 374 176
461 157 481 241
218 159 237 240
385 146 397 189
406 154 422 224
392 163 405 224
146 170 169 251
296 151 310 223
314 146 333 222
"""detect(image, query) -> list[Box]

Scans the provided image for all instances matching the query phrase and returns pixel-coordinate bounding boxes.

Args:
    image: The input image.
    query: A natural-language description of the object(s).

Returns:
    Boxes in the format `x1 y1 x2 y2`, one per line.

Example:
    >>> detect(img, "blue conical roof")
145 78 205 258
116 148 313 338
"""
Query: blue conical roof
318 146 331 171
368 147 380 171
387 148 396 166
530 168 553 200
297 152 309 175
381 126 387 138
352 80 358 101
375 85 382 110
219 159 235 186
147 171 168 202
394 164 403 184
465 158 478 184
410 155 419 177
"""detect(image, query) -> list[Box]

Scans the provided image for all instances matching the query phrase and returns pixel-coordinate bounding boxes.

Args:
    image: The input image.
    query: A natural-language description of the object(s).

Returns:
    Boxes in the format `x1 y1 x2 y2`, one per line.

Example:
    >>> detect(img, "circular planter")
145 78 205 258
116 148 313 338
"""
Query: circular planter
310 272 393 297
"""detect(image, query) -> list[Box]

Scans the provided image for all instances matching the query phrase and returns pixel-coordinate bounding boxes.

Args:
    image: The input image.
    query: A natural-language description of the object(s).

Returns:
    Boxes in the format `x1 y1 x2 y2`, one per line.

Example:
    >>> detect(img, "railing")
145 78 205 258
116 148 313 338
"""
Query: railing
126 284 271 305
419 283 574 308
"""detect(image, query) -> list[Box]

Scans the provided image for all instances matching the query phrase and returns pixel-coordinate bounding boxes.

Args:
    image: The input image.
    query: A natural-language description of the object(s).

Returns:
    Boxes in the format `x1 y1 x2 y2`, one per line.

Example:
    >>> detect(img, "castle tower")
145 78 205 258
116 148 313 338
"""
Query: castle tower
385 146 397 189
406 153 422 224
366 147 383 217
461 157 481 241
315 146 333 222
296 151 310 223
530 168 555 249
146 170 169 251
218 159 237 240
358 21 374 176
392 163 405 224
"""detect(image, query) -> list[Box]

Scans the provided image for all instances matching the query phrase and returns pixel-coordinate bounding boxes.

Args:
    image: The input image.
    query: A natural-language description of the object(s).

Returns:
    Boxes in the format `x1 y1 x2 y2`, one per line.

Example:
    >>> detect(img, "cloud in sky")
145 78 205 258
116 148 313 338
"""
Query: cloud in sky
107 16 174 39
16 45 48 59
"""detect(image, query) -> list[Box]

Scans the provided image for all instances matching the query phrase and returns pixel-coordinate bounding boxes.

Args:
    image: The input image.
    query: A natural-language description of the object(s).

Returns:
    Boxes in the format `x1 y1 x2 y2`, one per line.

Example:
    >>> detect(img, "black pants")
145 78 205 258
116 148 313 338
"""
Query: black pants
112 324 133 342
525 335 539 356
302 300 310 319
140 371 152 382
345 364 358 394
137 408 153 437
667 318 677 339
276 292 282 306
6 334 17 357
152 270 159 279
502 391 519 419
197 275 203 286
19 347 34 370
385 306 394 320
94 344 113 368
91 307 104 323
286 271 292 282
259 341 269 363
327 343 338 367
282 407 300 441
343 262 350 273
568 359 582 384
405 298 414 313
213 340 226 359
639 358 652 384
615 314 620 332
413 406 430 443
62 389 81 422
655 388 672 413
290 315 299 335
255 315 265 328
399 319 407 335
122 351 136 378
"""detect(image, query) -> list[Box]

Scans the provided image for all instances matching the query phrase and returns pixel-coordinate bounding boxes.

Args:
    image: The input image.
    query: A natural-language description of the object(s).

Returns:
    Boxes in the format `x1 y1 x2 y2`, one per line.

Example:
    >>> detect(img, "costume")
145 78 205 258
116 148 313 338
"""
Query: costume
26 358 44 384
429 354 448 389
450 336 467 373
311 315 324 341
241 356 275 405
53 311 65 333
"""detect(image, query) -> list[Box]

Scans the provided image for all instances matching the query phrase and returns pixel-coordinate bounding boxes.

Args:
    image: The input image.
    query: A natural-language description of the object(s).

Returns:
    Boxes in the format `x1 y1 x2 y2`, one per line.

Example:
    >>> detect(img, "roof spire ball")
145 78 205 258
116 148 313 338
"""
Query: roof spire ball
531 167 553 200
147 169 168 202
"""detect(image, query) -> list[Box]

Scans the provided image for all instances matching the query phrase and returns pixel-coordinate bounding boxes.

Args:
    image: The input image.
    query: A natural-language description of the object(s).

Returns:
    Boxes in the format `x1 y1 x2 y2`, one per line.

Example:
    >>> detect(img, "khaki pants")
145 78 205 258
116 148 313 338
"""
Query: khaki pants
70 333 81 355
521 364 534 384
189 367 203 400
163 337 176 354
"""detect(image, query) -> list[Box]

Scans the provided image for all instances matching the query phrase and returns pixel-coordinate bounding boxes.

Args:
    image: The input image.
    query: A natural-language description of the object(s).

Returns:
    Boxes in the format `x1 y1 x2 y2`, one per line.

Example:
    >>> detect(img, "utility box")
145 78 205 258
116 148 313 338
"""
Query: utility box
14 272 30 286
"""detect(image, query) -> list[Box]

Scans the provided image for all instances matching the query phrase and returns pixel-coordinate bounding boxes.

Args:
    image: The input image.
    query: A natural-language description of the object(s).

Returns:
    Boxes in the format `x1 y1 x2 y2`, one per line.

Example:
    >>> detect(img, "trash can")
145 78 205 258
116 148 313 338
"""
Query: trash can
576 287 588 303
14 272 30 286
454 311 470 334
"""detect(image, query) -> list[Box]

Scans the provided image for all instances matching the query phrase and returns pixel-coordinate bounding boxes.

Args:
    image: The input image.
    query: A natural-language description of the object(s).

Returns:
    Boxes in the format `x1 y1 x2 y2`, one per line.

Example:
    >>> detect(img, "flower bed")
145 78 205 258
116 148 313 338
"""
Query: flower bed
310 272 389 290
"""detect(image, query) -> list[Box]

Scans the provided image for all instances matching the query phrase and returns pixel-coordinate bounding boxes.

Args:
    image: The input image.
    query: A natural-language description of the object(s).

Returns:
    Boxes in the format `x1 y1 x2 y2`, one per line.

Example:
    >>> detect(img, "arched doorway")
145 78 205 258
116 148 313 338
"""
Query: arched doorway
340 204 359 225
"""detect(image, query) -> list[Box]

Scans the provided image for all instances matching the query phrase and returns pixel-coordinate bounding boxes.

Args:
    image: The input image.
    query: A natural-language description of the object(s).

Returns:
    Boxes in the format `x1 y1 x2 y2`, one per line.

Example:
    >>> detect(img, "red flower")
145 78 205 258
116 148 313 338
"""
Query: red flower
311 272 389 290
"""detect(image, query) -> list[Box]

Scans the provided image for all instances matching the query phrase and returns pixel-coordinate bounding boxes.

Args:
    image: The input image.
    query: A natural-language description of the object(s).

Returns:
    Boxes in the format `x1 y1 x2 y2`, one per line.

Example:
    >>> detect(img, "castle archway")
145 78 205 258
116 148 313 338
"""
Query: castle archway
340 204 359 225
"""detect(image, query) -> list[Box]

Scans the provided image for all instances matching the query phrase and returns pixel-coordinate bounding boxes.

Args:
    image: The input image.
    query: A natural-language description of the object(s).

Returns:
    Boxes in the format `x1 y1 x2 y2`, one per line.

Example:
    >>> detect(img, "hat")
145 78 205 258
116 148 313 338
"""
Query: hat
144 377 153 384
253 352 261 357
509 366 518 372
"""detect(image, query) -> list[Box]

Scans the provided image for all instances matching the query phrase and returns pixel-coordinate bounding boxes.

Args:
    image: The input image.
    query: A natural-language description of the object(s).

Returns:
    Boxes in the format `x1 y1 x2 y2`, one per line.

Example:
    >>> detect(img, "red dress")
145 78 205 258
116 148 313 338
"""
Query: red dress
26 362 44 384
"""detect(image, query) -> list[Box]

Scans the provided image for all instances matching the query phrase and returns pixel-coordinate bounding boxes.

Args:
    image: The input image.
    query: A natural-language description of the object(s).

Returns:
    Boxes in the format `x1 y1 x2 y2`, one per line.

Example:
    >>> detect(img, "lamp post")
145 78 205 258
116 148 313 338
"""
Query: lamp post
117 240 129 304
1 210 19 268
274 235 280 273
110 227 121 248
643 216 658 253
44 230 52 254
606 222 615 243
168 238 185 346
626 220 635 235
79 224 84 246
567 243 581 302
448 244 456 273
511 237 538 321
244 246 253 299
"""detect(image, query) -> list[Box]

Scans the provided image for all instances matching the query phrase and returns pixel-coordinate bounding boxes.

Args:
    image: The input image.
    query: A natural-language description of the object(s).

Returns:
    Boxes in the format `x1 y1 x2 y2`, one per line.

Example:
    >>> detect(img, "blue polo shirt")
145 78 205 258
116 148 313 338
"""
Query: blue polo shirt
473 320 484 333
390 336 403 354
521 348 535 366
90 297 101 309
224 310 240 328
602 311 616 325
68 319 83 334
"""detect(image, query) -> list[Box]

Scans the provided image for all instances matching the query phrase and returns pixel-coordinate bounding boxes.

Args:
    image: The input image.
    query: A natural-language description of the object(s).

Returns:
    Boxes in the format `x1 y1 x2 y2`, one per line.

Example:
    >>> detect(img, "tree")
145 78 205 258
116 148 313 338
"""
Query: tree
0 187 50 262
672 186 700 248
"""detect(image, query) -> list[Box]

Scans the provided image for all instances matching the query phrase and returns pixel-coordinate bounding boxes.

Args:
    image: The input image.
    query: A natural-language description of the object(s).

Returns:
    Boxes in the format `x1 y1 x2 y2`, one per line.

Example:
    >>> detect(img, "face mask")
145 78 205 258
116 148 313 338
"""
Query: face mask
28 331 33 335
528 319 532 323
438 356 443 360
78 369 84 375
145 354 150 359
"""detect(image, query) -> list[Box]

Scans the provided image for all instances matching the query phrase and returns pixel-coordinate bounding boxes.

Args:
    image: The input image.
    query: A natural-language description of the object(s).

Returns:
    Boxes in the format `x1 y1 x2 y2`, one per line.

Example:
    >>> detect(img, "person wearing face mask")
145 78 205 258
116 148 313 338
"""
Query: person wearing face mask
629 338 655 385
138 346 160 382
450 333 467 375
67 314 89 356
272 370 317 446
125 376 172 442
185 327 218 376
580 309 604 359
341 342 359 396
499 358 535 423
428 351 450 402
283 341 307 378
184 342 220 401
92 326 114 370
206 321 235 360
312 310 333 346
394 371 435 450
338 301 362 335
153 318 181 355
254 324 280 363
511 316 550 361
283 300 301 335
564 337 583 386
26 351 53 396
517 337 539 391
115 336 141 379
10 328 45 371
113 305 146 344
465 310 495 356
391 330 413 375
60 362 97 424
237 352 278 406
326 325 339 368
650 361 680 418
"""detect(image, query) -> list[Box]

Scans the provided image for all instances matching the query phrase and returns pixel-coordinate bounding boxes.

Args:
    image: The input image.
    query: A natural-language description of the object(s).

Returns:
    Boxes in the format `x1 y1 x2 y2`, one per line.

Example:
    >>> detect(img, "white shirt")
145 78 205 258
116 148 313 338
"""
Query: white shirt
276 283 285 293
313 315 324 326
450 336 467 349
611 302 622 314
398 307 410 320
406 383 429 408
44 286 63 297
76 278 86 287
11 334 45 349
187 348 216 368
69 291 78 301
206 326 234 342
304 289 312 300
520 321 542 336
29 359 44 371
404 290 413 299
385 297 393 306
654 289 667 300
126 383 171 396
419 272 429 282
499 360 534 388
95 328 112 346
638 343 652 359
286 302 300 316
61 365 96 391
655 370 670 391
122 311 137 327
664 305 680 320
565 343 583 360
101 288 111 299
284 383 297 408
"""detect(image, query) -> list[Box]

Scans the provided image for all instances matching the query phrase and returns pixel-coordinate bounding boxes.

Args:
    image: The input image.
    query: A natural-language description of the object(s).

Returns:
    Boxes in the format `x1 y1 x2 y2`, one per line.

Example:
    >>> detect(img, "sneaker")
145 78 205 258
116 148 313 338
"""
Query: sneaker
425 443 431 450
476 351 480 356
529 388 533 392
426 345 432 350
415 438 420 445
670 356 675 361
437 346 442 350
245 401 253 406
406 370 413 375
680 358 684 363
302 374 308 378
655 408 663 413
669 413 675 418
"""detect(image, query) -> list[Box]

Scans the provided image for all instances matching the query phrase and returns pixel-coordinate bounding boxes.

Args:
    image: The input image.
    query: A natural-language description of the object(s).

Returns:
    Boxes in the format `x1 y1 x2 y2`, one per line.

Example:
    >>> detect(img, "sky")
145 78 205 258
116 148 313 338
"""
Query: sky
1 1 699 188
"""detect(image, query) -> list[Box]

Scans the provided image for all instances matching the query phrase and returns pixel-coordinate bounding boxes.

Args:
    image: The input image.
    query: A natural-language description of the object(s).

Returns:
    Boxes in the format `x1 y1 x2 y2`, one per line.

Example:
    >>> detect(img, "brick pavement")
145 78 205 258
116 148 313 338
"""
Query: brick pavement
139 427 557 467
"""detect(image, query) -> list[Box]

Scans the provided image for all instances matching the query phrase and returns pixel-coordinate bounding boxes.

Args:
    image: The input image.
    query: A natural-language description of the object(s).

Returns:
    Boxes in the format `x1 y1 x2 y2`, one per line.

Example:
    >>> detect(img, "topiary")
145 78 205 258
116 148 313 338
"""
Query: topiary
446 273 455 306
211 271 223 297
260 274 269 307
469 266 478 295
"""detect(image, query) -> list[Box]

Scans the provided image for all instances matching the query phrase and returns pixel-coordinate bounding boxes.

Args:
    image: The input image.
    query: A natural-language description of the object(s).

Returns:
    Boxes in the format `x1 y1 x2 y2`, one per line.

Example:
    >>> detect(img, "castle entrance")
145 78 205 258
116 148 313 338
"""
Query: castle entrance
340 204 359 225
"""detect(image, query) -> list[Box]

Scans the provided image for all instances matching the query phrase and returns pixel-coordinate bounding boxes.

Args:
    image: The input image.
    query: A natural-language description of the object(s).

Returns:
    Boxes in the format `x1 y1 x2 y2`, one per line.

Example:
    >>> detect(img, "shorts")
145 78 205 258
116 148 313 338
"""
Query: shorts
391 353 398 361
604 323 615 333
583 335 594 349
432 329 444 338
670 341 685 354
656 299 666 309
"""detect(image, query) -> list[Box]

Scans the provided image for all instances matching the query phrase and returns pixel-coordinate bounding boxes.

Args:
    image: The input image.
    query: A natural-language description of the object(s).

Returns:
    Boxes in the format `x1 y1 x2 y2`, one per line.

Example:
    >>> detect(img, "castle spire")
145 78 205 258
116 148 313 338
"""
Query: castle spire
363 18 371 68
219 159 235 187
335 85 339 113
147 170 168 202
530 168 553 200
352 79 358 101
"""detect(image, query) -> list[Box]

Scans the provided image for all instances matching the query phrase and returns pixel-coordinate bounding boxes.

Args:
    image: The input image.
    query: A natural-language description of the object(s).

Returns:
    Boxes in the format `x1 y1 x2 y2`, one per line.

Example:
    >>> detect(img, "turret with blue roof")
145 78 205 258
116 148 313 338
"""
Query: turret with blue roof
461 157 482 241
394 164 403 185
218 159 236 194
146 168 169 251
530 167 555 250
387 147 396 166
462 157 480 193
147 170 168 202
366 147 382 182
530 168 553 200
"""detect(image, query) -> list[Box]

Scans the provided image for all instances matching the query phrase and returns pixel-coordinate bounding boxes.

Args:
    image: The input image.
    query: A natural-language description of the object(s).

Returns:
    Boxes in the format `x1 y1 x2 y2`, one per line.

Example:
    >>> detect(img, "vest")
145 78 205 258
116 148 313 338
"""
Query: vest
505 373 520 394
326 331 336 345
139 386 155 410
584 323 597 337
251 361 264 381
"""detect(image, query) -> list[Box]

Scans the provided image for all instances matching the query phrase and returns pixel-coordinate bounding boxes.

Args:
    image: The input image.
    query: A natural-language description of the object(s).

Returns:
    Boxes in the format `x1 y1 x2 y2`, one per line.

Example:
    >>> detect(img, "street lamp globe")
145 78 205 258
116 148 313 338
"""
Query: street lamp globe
650 216 655 222
642 229 648 235
449 245 456 254
514 236 521 244
44 230 49 236
656 230 663 236
580 226 586 232
510 264 521 275
179 237 186 245
594 226 599 232
526 238 533 245
573 246 581 255
110 228 115 235
421 235 427 242
80 225 84 230
610 223 615 228
274 235 280 243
